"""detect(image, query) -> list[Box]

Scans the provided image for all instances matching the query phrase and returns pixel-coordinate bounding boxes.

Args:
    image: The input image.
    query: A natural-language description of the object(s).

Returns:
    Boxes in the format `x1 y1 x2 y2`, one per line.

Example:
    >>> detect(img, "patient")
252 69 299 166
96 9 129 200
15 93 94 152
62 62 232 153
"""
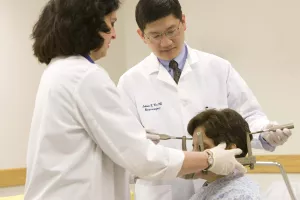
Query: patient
187 108 261 200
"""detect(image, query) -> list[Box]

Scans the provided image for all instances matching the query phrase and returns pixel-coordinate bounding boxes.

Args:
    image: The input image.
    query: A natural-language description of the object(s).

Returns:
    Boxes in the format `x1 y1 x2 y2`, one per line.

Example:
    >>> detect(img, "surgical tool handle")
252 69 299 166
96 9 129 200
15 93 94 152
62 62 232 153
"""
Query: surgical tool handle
154 133 174 140
182 136 187 151
147 132 193 140
267 123 294 131
250 123 294 134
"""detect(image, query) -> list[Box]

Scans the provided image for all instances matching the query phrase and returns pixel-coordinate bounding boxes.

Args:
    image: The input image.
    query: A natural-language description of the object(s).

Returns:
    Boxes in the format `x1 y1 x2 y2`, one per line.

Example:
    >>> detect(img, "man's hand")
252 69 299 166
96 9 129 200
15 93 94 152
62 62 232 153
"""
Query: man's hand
261 123 292 147
207 143 247 175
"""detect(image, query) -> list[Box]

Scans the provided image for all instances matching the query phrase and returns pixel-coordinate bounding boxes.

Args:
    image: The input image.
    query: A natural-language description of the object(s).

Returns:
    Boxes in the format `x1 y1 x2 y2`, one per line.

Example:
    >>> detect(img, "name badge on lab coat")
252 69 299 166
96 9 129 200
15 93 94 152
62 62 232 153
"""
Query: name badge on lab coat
142 102 163 112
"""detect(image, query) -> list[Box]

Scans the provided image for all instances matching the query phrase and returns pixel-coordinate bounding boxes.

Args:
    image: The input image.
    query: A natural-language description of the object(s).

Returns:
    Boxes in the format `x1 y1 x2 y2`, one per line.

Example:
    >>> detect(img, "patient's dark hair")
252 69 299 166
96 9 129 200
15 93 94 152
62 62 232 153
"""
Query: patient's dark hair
32 0 120 64
187 108 252 158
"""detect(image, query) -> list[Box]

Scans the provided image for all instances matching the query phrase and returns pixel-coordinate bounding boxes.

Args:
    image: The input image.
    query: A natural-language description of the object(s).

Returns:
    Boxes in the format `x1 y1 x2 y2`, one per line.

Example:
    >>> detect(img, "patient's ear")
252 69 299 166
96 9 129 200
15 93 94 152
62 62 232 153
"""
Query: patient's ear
226 143 237 149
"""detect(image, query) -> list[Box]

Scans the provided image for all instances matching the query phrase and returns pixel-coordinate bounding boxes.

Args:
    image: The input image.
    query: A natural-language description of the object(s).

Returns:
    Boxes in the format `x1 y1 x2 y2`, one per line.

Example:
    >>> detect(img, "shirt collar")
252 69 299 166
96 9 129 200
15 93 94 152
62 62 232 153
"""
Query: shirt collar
158 44 188 71
83 55 95 64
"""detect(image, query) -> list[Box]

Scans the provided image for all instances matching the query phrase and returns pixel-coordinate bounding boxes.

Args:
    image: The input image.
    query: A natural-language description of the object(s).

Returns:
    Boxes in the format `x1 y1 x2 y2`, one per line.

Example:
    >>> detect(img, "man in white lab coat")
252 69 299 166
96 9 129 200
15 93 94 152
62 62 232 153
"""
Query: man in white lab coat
117 0 292 200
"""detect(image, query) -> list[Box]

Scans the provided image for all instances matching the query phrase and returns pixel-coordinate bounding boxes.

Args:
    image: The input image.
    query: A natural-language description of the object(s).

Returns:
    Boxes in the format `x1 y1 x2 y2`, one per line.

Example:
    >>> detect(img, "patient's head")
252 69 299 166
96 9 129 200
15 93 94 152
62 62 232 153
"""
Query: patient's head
187 108 252 157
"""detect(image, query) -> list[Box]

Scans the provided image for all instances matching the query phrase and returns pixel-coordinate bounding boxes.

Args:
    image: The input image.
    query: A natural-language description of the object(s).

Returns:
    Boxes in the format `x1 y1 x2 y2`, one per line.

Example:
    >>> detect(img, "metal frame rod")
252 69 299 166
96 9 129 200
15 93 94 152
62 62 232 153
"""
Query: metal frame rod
255 161 297 200
250 123 294 135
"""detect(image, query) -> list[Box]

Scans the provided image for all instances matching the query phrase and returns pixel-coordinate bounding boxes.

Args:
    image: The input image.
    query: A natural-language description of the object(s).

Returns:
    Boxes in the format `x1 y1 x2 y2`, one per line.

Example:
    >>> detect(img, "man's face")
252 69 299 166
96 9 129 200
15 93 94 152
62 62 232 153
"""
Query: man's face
138 14 186 60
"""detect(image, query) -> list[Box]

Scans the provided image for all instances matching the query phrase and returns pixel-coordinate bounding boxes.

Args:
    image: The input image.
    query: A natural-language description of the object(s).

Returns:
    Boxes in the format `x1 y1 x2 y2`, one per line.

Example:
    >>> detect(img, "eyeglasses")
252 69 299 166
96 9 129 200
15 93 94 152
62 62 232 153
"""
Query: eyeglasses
144 22 181 44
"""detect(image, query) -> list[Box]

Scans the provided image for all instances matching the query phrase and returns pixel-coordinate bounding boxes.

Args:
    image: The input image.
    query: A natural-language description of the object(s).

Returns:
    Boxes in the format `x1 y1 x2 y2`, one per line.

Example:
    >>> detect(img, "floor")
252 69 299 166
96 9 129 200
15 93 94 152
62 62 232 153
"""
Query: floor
0 186 24 198
0 180 299 199
0 185 135 198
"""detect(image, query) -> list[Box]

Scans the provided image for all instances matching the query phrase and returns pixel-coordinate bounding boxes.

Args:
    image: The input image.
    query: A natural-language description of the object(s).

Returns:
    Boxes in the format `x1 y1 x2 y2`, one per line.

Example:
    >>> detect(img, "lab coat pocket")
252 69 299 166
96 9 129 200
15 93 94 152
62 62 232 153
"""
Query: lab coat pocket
135 184 172 200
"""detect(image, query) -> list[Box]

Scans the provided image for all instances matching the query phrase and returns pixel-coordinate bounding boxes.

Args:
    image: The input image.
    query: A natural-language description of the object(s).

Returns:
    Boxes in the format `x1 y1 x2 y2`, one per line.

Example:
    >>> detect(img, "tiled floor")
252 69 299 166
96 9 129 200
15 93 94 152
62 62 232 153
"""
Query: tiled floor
0 186 24 197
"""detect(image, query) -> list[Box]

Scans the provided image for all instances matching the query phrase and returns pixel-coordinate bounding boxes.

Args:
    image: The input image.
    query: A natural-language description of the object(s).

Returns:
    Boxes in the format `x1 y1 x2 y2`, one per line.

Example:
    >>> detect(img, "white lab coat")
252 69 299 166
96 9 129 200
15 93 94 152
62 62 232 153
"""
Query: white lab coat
24 56 185 200
117 45 271 200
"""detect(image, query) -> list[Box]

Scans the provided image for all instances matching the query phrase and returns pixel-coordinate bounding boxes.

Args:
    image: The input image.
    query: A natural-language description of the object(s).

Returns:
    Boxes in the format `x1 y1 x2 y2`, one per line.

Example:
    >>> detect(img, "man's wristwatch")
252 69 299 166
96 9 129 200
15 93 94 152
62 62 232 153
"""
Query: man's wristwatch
204 150 214 171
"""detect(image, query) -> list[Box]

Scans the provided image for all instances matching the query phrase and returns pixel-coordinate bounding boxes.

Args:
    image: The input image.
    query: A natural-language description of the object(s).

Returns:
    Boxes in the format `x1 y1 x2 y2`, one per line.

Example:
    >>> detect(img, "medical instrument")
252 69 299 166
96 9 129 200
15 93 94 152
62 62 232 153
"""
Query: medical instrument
181 122 296 200
250 123 294 135
146 132 193 140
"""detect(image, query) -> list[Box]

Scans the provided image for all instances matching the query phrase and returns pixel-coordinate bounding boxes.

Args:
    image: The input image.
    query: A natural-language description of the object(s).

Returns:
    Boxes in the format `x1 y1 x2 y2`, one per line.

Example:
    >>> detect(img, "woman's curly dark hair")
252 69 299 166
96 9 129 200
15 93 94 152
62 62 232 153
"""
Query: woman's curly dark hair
32 0 120 64
187 108 252 158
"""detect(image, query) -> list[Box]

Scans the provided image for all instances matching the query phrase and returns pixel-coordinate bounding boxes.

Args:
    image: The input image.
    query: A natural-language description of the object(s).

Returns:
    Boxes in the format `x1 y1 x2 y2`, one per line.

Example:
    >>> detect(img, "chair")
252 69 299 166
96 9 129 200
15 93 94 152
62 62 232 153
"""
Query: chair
255 161 297 200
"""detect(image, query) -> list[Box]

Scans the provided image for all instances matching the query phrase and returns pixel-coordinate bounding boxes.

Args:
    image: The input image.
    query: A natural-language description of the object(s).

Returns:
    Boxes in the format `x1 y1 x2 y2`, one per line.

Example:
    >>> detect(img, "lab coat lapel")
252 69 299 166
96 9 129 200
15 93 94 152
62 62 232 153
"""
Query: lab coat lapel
147 53 177 88
157 64 177 88
180 61 192 79
178 45 199 80
147 46 200 87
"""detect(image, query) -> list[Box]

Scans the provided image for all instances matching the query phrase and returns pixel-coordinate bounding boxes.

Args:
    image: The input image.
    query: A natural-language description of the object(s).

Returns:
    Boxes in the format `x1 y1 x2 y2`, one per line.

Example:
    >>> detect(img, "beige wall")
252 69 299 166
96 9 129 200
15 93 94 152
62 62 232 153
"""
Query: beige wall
0 0 46 169
181 0 300 155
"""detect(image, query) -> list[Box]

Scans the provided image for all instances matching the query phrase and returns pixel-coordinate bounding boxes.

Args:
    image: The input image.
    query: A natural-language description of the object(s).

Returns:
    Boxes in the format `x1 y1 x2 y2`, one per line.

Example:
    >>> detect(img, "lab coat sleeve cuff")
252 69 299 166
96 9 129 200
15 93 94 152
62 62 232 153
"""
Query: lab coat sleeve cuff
162 148 185 179
259 135 276 152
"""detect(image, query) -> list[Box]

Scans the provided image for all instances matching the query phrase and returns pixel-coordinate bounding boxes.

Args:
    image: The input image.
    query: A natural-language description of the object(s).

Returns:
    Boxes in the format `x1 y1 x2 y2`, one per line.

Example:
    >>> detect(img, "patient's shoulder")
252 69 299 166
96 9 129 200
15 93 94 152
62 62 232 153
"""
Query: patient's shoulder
190 174 261 200
218 188 261 200
216 175 261 199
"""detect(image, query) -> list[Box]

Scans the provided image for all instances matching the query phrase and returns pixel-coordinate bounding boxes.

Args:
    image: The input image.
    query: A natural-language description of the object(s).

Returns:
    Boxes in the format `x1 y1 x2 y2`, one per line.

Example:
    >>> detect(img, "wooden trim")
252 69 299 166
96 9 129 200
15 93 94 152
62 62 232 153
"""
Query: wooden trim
0 168 26 188
0 155 299 187
247 155 300 173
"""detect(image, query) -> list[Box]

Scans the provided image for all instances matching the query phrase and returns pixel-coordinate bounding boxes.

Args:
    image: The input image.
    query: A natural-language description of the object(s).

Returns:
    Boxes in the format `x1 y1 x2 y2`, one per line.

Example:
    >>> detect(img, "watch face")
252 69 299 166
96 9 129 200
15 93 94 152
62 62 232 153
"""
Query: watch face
208 156 214 164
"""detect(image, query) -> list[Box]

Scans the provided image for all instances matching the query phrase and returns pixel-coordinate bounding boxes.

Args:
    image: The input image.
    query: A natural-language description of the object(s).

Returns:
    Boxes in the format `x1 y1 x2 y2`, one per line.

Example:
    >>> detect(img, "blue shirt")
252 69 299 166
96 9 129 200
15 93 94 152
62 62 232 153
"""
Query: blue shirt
259 135 275 151
158 45 188 78
190 172 261 200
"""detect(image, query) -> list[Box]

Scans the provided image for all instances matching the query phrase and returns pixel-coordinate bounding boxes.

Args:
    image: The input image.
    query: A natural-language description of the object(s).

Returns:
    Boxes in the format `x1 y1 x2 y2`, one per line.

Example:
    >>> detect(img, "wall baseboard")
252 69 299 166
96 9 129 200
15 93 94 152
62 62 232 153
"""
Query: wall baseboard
0 168 26 188
247 155 300 173
0 155 299 187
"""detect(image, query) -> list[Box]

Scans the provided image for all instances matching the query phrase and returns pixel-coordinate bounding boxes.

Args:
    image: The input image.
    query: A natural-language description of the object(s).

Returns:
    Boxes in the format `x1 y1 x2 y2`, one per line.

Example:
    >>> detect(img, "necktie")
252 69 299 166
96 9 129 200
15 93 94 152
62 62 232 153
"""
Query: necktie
169 60 181 84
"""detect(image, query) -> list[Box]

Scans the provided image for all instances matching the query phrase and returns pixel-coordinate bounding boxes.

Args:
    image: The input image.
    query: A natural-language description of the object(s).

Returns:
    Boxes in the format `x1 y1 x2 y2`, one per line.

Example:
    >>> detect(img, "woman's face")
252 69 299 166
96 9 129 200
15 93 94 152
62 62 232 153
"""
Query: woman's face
90 11 117 60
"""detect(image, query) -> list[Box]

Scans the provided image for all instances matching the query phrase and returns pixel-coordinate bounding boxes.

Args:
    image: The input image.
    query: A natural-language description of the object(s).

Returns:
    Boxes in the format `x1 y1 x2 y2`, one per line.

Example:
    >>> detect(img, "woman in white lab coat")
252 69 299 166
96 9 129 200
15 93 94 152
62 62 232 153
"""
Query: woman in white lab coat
24 0 246 199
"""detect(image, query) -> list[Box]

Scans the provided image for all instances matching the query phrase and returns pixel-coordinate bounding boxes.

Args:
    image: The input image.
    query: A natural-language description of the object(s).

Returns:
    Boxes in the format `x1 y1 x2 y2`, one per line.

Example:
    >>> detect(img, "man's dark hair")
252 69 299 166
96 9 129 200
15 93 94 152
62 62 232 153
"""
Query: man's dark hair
135 0 182 32
187 108 252 158
32 0 120 64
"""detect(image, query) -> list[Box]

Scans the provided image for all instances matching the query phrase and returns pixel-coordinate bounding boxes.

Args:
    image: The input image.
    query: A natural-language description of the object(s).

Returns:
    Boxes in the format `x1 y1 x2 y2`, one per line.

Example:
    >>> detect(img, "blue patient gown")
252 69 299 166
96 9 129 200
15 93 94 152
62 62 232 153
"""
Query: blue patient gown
189 172 261 200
